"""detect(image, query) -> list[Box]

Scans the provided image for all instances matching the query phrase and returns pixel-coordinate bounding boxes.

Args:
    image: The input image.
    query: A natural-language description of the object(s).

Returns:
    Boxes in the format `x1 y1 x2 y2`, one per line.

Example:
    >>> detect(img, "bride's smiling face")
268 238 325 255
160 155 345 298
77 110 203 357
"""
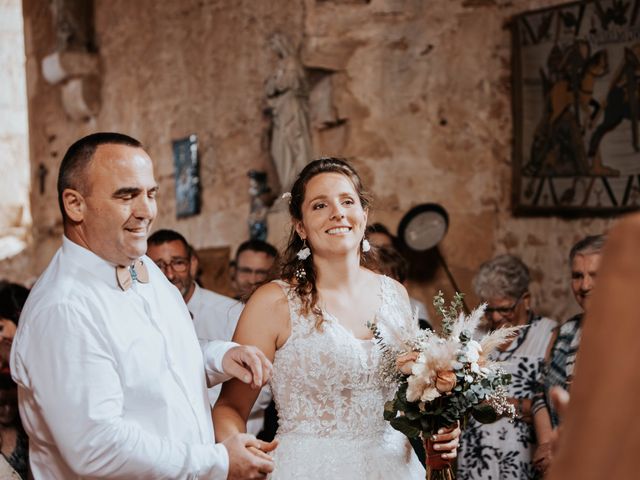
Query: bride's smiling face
295 172 368 257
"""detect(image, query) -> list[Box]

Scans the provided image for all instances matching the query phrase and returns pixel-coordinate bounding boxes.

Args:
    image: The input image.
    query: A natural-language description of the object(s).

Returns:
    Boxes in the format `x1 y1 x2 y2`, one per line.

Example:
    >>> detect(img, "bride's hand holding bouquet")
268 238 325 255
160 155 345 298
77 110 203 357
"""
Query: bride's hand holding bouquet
371 292 517 480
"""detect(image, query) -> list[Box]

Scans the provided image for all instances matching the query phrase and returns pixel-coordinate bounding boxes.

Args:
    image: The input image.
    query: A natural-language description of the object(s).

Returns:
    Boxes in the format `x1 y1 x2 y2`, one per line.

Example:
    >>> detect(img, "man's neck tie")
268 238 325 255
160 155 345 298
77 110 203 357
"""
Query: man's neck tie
115 259 150 291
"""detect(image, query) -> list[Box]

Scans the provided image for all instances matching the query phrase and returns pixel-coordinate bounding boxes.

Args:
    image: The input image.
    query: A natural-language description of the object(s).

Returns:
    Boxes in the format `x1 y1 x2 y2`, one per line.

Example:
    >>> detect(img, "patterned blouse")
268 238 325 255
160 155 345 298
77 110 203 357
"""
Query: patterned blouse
458 315 557 480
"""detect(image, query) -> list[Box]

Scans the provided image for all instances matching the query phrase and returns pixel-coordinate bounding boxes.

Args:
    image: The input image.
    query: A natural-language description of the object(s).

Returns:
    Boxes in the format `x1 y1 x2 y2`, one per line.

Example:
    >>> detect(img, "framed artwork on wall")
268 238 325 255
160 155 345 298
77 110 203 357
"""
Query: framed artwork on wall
172 134 201 218
512 0 640 215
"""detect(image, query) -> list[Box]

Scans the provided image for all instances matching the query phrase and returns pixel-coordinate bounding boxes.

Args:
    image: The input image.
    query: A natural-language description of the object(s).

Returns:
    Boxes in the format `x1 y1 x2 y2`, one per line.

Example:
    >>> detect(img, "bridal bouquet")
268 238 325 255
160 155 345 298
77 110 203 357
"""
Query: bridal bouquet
371 292 517 480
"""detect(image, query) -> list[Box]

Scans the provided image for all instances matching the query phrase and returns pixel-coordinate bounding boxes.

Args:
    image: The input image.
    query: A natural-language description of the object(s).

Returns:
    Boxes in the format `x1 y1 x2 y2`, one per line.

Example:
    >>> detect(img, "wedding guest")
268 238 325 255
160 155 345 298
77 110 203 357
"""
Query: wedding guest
213 157 459 479
0 282 29 376
530 234 605 472
457 254 557 480
365 223 396 249
366 224 430 328
10 132 275 478
547 217 638 480
147 229 271 437
0 282 30 478
375 246 431 330
147 229 242 346
231 240 278 300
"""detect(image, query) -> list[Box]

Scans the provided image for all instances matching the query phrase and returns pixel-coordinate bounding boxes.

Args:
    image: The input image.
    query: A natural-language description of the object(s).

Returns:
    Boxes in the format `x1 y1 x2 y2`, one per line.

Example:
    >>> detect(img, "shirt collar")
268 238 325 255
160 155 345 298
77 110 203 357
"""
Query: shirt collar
61 236 148 291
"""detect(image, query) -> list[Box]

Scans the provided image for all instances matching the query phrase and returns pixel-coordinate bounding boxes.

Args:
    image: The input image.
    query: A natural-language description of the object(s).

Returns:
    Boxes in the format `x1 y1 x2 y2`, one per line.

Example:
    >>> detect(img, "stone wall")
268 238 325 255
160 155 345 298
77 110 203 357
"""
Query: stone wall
0 0 30 272
7 0 616 321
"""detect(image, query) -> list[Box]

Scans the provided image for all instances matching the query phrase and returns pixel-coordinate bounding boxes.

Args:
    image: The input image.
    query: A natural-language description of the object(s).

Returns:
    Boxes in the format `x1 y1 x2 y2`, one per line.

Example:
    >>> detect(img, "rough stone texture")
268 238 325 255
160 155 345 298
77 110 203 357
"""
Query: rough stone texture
0 0 30 271
4 0 617 321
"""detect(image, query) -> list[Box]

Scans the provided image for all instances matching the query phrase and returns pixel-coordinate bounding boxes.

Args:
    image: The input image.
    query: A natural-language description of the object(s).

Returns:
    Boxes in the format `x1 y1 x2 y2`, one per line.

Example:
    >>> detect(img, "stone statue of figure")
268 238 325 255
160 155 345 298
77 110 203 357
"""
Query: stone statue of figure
265 33 313 193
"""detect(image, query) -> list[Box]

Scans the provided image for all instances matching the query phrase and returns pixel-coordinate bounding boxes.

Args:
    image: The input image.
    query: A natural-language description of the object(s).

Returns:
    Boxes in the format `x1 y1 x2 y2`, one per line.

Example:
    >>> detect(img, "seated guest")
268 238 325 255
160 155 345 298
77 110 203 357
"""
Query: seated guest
531 234 605 472
367 224 430 327
230 240 278 300
0 282 30 478
365 222 396 249
457 254 557 480
375 246 431 330
147 230 271 436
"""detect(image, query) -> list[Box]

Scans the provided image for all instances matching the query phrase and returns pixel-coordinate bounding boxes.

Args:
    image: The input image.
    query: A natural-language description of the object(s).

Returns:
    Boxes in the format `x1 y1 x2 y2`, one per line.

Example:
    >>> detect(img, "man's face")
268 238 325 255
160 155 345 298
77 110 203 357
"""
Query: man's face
233 250 275 298
70 144 158 266
146 240 195 301
571 252 602 311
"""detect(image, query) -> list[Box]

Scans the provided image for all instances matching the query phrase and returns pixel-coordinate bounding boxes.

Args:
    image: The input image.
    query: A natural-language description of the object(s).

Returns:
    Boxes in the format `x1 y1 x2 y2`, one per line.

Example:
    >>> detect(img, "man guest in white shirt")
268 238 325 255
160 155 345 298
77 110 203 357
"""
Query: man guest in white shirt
10 132 276 479
147 229 243 347
146 230 271 436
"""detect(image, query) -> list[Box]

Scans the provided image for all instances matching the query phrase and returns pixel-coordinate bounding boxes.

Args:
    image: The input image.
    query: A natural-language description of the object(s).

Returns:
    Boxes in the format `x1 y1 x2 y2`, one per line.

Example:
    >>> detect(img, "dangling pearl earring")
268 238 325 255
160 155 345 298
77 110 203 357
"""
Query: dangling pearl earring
297 240 311 260
362 238 371 253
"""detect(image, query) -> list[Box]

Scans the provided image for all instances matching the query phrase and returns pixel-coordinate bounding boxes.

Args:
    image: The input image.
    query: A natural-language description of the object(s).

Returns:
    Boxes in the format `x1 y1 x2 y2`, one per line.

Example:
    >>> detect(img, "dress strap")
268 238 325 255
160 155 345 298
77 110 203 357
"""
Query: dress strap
270 280 310 339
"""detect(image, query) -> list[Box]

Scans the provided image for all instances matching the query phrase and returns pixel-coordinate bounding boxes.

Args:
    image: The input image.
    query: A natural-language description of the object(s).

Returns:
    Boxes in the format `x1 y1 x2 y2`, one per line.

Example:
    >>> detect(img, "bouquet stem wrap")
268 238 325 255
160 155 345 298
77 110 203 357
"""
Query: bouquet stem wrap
423 434 454 480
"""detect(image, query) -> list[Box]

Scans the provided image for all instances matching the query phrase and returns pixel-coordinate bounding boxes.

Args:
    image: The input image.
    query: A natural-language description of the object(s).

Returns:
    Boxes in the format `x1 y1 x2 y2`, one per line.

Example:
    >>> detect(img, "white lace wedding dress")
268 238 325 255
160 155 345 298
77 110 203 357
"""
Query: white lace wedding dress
268 276 425 479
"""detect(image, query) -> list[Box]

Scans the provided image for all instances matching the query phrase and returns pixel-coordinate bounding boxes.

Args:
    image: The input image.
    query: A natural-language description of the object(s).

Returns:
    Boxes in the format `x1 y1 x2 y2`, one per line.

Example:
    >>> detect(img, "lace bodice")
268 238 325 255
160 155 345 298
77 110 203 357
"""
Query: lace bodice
270 275 413 439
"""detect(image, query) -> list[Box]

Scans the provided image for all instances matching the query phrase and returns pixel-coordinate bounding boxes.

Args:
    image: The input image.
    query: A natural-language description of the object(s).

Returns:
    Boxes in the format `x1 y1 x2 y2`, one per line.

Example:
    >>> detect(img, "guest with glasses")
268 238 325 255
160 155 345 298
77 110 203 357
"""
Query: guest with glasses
147 229 276 439
458 254 557 480
230 240 279 301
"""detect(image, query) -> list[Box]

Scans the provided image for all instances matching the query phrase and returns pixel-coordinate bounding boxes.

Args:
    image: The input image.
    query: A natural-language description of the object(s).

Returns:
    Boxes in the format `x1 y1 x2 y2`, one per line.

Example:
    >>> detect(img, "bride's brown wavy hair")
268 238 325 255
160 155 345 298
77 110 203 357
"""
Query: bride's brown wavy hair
280 157 377 329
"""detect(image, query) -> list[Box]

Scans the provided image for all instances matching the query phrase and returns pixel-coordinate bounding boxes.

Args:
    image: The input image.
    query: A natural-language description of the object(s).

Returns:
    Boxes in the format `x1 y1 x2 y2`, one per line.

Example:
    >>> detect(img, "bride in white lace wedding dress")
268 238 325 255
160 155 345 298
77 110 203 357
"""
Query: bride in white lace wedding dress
214 158 458 479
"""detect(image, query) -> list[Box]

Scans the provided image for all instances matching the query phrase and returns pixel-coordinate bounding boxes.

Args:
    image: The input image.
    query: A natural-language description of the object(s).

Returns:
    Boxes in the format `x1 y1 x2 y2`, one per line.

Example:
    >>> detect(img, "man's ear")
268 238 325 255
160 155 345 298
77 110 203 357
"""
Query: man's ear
189 253 199 277
62 188 86 222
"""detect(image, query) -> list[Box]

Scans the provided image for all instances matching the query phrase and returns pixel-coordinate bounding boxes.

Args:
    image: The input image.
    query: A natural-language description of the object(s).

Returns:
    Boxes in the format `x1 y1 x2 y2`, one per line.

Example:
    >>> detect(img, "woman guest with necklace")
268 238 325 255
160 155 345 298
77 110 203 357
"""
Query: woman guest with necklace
457 255 557 480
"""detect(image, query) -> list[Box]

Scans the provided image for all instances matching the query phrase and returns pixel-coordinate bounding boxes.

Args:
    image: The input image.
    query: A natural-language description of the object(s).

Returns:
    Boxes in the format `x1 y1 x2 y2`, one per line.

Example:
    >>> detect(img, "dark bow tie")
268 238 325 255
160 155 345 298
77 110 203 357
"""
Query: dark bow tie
115 260 149 291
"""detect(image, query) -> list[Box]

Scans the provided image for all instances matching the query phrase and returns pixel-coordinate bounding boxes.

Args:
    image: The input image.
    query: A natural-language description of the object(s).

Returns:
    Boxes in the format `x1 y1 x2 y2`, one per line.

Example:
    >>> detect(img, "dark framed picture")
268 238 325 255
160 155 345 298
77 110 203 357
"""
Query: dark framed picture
512 0 640 214
172 134 200 218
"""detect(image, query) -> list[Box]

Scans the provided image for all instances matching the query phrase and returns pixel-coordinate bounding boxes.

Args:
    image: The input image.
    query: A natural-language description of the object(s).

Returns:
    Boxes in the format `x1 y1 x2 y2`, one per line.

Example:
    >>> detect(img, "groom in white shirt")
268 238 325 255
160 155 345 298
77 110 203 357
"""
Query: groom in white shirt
10 132 275 479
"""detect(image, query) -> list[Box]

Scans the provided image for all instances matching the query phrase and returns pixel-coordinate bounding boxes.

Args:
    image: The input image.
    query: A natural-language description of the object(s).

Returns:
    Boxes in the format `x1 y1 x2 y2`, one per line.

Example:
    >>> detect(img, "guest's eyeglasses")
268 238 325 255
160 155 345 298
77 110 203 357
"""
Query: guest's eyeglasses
236 266 270 278
484 295 524 317
155 257 190 273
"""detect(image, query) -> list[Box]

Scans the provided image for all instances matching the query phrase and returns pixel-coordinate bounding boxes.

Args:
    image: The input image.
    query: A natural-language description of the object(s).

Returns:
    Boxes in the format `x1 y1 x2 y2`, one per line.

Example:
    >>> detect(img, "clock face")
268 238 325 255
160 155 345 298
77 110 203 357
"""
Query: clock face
403 209 448 251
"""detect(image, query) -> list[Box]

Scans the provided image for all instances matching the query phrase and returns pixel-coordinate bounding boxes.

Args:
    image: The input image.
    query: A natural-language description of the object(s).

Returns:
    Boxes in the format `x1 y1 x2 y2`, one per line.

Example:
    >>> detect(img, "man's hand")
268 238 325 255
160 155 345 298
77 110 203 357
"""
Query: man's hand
222 345 273 389
223 433 277 479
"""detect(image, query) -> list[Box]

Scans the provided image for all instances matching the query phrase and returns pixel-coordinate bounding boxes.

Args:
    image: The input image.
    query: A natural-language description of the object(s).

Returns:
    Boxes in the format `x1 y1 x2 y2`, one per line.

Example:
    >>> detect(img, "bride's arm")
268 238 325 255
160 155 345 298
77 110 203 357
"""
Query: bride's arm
213 282 290 441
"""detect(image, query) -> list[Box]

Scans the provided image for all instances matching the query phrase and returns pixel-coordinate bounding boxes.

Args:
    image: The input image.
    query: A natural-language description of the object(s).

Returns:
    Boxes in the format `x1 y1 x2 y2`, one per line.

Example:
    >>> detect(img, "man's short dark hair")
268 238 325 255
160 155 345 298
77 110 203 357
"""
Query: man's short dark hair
57 132 143 220
235 240 278 263
569 234 606 263
147 229 191 256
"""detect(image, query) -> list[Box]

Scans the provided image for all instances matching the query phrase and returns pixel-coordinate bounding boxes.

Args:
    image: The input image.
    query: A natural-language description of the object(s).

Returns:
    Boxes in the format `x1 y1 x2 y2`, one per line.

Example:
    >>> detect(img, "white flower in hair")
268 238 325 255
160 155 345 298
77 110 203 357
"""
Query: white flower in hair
281 192 292 201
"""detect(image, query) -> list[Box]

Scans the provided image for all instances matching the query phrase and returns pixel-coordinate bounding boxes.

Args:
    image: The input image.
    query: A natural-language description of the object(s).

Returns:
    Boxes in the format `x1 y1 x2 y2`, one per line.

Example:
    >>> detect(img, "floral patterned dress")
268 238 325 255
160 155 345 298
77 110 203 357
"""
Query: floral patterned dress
457 315 556 480
267 277 425 479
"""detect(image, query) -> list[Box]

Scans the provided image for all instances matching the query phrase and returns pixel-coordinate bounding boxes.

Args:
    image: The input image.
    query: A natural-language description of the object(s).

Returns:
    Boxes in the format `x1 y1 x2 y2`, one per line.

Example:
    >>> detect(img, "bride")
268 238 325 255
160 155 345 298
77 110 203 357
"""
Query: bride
214 158 459 479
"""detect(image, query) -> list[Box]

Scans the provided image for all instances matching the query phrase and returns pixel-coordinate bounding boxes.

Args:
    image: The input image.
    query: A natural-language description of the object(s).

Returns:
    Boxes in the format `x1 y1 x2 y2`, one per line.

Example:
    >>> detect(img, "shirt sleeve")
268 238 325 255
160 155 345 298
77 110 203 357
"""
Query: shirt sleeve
12 303 229 479
203 340 238 387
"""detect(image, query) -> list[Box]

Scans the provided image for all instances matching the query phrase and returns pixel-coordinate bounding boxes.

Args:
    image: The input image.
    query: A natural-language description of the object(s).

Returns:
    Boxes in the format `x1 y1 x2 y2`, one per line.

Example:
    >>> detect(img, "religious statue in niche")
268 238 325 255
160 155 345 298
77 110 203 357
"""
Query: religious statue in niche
512 0 640 214
247 170 273 241
265 33 313 193
172 135 201 218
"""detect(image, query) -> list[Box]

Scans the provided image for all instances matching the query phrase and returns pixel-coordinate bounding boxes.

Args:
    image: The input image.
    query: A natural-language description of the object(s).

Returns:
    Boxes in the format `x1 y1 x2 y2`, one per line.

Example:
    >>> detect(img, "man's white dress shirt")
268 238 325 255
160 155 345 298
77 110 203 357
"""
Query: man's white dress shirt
11 237 234 479
187 284 271 436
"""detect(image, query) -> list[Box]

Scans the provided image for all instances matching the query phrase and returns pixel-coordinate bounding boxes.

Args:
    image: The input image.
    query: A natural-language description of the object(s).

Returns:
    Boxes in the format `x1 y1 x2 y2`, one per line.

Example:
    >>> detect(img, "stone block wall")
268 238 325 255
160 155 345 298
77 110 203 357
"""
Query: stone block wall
5 0 616 322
